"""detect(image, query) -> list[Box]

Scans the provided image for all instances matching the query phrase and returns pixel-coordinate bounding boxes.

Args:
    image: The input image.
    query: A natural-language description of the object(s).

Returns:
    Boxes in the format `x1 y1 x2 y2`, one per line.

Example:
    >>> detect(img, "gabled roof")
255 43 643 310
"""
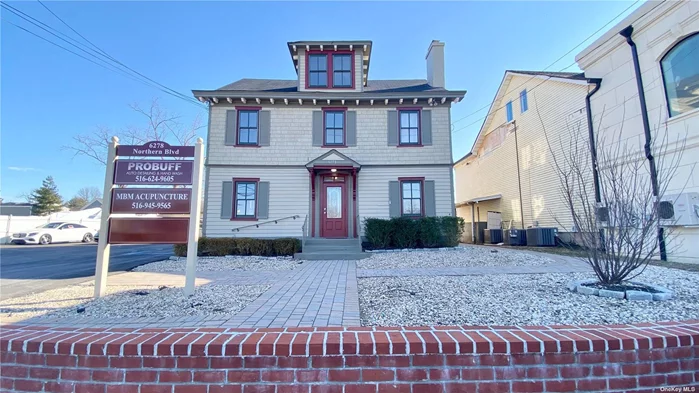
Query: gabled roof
306 149 360 169
453 70 591 167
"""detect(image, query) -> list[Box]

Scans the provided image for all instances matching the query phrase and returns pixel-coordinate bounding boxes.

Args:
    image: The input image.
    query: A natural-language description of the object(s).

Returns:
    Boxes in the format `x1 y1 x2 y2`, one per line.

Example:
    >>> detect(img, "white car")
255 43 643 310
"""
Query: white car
11 222 97 245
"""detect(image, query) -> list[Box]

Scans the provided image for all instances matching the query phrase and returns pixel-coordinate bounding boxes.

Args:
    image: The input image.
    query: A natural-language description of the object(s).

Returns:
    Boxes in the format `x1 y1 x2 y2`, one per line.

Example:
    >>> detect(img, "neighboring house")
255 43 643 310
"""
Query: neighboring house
81 198 103 211
192 40 466 240
0 203 33 216
453 70 596 242
576 0 699 263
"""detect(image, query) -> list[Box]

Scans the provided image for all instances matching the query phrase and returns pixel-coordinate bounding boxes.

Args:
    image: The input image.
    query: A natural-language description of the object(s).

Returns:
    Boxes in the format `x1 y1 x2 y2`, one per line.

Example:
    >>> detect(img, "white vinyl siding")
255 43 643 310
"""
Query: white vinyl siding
206 167 308 238
357 166 453 236
454 75 590 230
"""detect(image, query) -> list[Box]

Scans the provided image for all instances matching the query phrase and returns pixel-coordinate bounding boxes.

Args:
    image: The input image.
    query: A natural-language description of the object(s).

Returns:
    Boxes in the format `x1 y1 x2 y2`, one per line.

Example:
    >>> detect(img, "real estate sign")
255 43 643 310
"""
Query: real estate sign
94 139 204 298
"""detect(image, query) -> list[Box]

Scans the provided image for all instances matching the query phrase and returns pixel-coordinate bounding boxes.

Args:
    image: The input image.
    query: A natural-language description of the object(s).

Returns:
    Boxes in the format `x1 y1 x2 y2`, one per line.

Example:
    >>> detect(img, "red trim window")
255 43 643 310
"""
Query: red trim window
306 51 355 89
398 108 421 146
399 177 425 217
232 178 259 220
236 107 260 146
323 107 346 147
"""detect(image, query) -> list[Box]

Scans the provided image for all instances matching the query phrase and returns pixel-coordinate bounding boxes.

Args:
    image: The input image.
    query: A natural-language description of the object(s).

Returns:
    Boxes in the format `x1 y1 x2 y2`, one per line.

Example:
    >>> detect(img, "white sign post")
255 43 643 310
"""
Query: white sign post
94 136 119 298
184 138 204 296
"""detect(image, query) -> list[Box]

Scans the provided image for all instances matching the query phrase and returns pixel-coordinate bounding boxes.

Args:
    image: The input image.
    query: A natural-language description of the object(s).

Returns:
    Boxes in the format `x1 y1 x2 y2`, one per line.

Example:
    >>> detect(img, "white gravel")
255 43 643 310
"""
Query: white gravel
0 283 270 321
358 246 554 269
359 265 699 326
134 255 299 272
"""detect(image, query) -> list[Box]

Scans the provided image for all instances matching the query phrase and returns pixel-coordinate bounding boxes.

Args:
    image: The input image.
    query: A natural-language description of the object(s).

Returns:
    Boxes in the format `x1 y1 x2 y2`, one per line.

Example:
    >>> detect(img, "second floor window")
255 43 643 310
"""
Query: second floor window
506 101 514 122
234 181 257 218
325 110 345 146
238 110 258 145
520 90 528 113
333 54 352 87
399 110 420 145
661 32 699 117
308 54 328 87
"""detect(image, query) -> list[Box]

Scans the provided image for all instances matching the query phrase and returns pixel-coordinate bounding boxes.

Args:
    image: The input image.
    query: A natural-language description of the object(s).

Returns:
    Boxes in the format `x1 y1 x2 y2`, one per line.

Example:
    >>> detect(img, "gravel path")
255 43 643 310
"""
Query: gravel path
134 256 299 272
0 283 270 320
358 246 555 269
359 265 699 326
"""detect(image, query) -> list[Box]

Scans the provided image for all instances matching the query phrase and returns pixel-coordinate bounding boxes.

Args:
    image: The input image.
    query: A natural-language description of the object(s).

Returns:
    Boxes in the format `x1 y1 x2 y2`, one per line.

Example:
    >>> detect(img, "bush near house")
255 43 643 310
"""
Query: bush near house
174 237 301 257
364 216 465 250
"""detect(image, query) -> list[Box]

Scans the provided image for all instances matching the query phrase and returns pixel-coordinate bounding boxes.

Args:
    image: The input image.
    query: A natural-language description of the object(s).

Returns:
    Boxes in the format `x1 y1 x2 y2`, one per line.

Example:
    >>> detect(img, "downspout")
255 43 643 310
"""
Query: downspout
470 203 476 243
619 25 667 261
585 78 603 203
512 120 526 229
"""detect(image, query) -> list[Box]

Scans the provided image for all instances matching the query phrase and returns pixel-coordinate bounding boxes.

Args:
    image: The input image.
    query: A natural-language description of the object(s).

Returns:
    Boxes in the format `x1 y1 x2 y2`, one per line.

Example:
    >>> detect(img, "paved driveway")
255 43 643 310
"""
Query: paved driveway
0 243 172 300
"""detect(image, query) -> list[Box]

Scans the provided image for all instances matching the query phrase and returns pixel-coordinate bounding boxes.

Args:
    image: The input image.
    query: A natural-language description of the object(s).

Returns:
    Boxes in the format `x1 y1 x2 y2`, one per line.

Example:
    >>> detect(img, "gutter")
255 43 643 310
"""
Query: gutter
585 78 603 203
619 25 667 261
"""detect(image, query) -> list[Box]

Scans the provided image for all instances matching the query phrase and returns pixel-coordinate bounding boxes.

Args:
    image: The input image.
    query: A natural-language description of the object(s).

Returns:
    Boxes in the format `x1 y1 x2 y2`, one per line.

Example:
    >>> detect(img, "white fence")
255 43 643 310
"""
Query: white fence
1 215 101 244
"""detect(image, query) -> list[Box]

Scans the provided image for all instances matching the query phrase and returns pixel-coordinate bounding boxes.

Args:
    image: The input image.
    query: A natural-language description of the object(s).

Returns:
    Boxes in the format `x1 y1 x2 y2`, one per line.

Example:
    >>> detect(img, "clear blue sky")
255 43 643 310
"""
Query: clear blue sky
1 1 642 202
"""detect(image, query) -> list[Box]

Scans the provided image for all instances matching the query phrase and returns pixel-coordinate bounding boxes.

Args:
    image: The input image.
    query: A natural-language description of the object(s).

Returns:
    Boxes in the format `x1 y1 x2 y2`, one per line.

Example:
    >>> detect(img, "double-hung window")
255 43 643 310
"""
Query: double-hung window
308 54 328 88
506 101 514 122
520 90 528 113
399 110 420 145
237 110 259 145
324 110 345 146
401 179 423 217
333 54 352 87
234 180 257 219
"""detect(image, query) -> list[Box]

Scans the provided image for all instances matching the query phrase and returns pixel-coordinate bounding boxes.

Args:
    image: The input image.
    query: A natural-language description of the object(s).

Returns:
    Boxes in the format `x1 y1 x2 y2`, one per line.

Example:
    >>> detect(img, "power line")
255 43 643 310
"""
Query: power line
450 0 641 129
35 0 202 107
1 2 205 109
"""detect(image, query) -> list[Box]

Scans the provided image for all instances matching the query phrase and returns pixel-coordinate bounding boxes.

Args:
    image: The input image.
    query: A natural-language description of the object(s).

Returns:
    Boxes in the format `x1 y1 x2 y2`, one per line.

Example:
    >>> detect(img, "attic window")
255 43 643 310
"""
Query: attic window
306 51 354 89
308 54 328 87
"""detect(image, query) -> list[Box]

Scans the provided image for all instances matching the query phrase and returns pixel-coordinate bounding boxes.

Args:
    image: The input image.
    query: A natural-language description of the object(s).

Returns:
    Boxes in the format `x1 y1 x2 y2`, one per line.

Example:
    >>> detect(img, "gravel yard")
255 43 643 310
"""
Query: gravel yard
134 255 299 272
359 265 699 326
0 283 270 321
358 246 555 269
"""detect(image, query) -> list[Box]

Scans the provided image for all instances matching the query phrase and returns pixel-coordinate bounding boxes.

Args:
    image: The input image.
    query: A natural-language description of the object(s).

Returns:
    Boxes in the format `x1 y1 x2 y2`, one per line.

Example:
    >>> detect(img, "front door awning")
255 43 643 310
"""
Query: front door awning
306 149 361 170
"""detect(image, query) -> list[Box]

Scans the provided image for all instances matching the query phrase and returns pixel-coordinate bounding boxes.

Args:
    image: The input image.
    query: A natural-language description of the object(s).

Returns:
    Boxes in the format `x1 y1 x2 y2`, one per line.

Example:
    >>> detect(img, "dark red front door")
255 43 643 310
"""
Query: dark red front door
321 181 347 238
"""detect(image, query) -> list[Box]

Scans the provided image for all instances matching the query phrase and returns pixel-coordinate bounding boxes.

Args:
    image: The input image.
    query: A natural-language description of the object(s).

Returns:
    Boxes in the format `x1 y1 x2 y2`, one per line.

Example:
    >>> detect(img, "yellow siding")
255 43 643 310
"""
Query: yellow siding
454 74 591 230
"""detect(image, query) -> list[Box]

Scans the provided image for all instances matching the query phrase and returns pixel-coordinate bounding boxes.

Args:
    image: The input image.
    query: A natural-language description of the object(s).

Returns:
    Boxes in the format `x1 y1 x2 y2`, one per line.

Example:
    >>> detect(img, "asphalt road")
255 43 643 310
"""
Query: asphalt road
0 243 172 300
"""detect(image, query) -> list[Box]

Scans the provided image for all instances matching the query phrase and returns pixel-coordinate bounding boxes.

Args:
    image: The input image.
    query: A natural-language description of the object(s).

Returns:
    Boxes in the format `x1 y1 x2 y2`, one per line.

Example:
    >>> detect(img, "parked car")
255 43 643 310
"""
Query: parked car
11 222 97 245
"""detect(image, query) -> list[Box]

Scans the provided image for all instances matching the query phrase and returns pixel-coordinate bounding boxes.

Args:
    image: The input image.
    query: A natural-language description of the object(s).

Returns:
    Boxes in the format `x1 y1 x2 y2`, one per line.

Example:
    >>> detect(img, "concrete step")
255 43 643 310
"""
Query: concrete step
294 251 369 260
304 244 361 252
304 238 359 247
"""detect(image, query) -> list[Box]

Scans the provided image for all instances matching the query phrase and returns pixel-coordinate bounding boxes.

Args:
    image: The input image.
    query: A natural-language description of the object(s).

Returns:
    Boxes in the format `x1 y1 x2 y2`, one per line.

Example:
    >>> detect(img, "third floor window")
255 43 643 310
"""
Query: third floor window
307 52 353 88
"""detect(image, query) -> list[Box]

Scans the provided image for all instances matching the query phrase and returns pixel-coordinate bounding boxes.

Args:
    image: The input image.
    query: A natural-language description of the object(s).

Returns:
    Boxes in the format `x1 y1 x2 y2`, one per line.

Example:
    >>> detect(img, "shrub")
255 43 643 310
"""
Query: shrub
362 216 465 249
440 216 465 247
391 217 420 249
173 237 301 257
363 218 394 249
417 217 441 248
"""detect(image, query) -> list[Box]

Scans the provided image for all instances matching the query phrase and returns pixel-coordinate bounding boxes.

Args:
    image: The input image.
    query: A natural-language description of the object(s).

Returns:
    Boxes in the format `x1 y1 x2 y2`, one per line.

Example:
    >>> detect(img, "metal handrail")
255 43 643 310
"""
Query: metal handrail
301 214 308 250
231 215 301 232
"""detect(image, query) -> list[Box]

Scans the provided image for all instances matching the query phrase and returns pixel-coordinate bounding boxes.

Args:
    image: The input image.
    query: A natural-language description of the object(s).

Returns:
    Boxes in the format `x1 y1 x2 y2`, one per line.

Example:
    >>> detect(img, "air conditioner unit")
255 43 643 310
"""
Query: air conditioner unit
659 192 699 227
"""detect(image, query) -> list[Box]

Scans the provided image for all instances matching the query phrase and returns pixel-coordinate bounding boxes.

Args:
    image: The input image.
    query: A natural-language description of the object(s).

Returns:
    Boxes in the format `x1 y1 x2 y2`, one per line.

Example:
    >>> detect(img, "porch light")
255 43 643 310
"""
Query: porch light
331 168 337 173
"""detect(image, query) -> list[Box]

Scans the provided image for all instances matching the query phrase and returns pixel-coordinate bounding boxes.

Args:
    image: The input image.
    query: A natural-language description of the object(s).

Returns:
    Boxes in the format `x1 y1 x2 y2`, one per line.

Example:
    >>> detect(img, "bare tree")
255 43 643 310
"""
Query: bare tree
63 98 204 166
76 186 102 202
539 104 688 285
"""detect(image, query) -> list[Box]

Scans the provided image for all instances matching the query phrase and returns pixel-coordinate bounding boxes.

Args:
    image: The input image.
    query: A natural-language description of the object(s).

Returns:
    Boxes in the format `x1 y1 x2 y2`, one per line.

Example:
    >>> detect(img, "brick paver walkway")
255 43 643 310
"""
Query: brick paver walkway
6 250 589 328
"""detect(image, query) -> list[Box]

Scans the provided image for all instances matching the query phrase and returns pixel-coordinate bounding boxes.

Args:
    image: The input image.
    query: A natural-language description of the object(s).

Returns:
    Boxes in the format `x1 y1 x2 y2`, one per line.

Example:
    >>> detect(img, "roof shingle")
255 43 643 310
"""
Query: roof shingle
217 78 448 93
507 70 587 80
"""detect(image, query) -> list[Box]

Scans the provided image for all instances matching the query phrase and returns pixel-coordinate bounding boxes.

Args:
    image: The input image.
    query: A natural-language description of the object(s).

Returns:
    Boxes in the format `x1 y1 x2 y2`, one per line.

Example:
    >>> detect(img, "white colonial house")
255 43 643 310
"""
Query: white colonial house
576 0 699 263
192 40 465 255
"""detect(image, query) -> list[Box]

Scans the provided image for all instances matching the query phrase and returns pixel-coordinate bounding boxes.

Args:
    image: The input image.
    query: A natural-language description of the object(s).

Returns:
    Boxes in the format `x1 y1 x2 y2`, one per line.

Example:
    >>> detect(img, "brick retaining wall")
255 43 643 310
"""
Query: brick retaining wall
1 321 698 392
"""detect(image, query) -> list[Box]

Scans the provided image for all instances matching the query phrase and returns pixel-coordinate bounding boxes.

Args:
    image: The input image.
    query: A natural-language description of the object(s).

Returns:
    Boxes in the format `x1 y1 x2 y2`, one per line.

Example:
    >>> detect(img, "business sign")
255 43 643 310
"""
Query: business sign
111 188 191 214
108 217 189 244
116 141 195 157
114 160 193 185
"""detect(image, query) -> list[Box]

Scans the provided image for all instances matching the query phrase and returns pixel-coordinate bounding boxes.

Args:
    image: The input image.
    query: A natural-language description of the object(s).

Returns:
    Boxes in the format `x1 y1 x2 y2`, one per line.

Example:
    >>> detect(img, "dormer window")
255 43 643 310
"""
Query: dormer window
308 54 328 88
306 51 354 89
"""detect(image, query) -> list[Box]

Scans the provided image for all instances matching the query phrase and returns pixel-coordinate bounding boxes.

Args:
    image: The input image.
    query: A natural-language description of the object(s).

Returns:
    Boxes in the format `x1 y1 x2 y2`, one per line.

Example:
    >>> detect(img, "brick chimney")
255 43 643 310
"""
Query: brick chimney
426 40 445 88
